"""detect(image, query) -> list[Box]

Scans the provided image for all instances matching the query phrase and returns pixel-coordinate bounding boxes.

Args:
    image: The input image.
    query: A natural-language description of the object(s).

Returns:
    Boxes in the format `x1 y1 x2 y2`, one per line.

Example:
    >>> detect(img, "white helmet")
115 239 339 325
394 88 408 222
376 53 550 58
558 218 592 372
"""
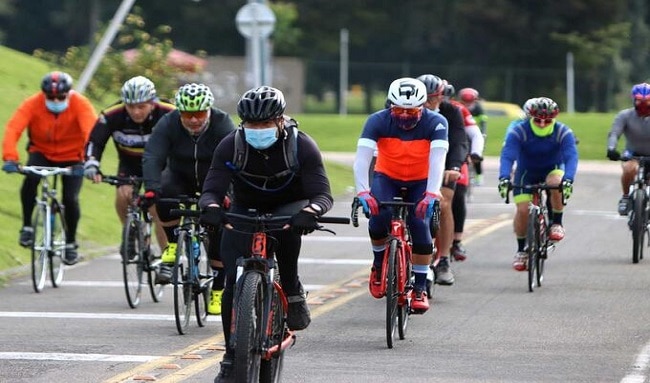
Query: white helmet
121 76 156 104
387 77 427 108
522 97 538 118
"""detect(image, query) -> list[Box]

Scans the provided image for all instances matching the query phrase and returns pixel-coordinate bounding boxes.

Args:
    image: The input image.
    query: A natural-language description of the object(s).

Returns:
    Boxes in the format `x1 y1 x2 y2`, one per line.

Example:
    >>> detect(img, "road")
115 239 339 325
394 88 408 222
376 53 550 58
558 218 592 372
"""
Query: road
1 158 649 382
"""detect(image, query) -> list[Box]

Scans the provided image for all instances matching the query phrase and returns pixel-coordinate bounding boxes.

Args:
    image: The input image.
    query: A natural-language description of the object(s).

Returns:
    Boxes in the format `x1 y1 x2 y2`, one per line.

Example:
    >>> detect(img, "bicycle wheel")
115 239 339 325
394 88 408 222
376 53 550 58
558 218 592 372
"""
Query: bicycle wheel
122 215 143 308
234 271 264 382
31 206 47 293
536 214 548 287
173 230 192 335
397 252 411 340
385 239 399 349
259 283 286 383
147 246 164 302
632 188 646 264
195 236 211 327
49 202 66 288
526 210 539 293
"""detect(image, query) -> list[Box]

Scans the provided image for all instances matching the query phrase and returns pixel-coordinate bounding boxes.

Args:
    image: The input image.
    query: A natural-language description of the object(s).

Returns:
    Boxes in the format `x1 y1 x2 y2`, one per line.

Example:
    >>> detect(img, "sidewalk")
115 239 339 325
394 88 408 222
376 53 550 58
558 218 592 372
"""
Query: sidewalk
322 152 620 175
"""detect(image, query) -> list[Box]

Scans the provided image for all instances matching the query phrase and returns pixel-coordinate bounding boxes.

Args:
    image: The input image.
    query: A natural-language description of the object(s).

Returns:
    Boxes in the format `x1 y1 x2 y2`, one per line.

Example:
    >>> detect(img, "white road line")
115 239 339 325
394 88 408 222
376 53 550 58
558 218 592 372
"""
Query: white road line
0 352 159 363
16 280 326 290
621 342 650 383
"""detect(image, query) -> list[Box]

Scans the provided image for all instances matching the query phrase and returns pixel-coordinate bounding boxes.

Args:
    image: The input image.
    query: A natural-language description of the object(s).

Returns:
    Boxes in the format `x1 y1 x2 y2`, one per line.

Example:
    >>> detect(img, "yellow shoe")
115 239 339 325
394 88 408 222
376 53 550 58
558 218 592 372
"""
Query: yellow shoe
208 289 223 315
161 243 177 264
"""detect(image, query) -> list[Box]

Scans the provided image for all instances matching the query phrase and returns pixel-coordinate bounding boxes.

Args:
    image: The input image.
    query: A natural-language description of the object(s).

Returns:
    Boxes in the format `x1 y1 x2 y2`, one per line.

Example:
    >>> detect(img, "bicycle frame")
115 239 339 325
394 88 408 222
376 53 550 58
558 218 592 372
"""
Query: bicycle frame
626 156 650 263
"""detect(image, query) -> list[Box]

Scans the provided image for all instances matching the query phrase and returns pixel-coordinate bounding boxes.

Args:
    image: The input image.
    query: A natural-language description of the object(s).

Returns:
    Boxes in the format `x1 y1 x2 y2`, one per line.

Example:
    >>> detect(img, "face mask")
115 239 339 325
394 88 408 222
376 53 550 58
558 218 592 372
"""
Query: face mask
390 107 422 130
244 127 278 149
45 99 69 114
635 102 650 117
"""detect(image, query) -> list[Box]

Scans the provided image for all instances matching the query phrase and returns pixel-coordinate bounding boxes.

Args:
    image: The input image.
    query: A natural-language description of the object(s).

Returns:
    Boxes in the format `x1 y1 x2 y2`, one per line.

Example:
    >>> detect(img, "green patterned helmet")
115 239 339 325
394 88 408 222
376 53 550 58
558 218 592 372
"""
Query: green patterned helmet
175 83 214 112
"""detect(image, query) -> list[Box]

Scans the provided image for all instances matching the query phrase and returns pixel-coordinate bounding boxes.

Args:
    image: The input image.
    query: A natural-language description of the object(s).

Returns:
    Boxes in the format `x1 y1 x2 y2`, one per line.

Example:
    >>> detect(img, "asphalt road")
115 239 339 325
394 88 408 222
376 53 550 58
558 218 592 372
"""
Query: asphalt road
1 158 649 383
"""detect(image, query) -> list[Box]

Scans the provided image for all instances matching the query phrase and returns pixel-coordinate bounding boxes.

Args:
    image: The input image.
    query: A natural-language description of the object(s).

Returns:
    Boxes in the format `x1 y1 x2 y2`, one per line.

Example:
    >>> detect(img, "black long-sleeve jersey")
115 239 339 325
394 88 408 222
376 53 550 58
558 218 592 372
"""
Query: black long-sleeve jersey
199 122 333 214
439 101 469 170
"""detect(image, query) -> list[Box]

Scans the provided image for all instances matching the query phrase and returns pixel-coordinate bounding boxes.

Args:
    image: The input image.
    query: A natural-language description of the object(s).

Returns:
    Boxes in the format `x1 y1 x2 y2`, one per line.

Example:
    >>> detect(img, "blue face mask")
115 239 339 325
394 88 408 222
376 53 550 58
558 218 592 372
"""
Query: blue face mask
45 99 69 114
244 127 278 149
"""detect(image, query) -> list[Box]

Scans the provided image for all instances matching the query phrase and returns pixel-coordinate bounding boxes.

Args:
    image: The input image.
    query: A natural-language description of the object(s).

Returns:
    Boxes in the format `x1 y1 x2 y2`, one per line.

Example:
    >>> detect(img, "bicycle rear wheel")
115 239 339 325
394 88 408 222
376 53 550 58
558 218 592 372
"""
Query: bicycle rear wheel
632 188 646 264
173 231 192 335
397 253 411 340
526 210 539 293
49 202 66 287
234 271 264 382
385 239 399 349
147 250 164 303
31 206 47 293
195 236 211 327
259 283 286 383
122 215 143 308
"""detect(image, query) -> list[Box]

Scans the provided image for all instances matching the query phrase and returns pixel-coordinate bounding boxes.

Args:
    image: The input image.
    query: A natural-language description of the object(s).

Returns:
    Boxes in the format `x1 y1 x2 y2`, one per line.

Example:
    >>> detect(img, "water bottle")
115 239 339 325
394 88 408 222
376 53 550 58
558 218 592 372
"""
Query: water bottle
192 237 200 276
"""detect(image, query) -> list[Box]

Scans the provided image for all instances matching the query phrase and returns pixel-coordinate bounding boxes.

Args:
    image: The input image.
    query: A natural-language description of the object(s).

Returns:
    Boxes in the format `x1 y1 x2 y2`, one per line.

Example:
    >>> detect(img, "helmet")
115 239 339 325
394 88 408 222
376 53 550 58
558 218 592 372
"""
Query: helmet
522 97 539 118
443 80 455 98
175 83 214 112
387 77 427 108
41 71 73 96
121 76 156 104
237 86 286 122
459 88 479 103
416 74 445 97
529 97 559 119
631 83 650 101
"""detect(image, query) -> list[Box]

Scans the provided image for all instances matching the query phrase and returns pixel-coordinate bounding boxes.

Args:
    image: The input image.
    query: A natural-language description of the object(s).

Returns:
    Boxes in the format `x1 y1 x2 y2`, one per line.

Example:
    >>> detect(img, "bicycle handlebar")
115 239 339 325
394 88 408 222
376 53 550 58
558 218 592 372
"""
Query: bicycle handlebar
351 196 419 227
101 175 143 187
20 165 77 177
505 183 564 205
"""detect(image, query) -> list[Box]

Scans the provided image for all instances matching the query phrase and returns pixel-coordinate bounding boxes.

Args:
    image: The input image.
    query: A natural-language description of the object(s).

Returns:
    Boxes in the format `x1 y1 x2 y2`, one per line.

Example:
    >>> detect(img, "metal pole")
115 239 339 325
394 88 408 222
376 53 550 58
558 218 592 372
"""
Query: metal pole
567 52 575 113
339 28 349 116
77 0 136 93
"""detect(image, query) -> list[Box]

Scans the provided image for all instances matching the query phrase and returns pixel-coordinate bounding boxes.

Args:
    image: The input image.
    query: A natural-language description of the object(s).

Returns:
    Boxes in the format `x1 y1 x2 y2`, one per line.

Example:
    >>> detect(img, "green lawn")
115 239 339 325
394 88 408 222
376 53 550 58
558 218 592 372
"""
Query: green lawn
0 44 619 277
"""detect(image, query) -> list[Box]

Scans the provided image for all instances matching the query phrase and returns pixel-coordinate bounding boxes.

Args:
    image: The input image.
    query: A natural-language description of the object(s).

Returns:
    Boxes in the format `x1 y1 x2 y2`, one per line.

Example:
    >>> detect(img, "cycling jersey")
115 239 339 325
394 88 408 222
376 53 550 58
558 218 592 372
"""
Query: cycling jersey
438 101 468 171
3 91 96 162
85 99 175 166
449 99 484 156
499 119 578 181
607 108 650 155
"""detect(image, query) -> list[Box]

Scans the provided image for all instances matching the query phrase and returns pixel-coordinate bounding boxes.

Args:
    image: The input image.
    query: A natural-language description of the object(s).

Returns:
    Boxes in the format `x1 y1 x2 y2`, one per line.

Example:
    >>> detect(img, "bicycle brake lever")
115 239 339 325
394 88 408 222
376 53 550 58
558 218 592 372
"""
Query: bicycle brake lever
351 198 360 227
317 225 336 235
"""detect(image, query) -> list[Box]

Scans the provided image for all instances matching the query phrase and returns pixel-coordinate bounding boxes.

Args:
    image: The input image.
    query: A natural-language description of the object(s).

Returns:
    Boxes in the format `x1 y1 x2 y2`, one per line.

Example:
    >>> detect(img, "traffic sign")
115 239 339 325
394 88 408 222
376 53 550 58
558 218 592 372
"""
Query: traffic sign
236 3 276 39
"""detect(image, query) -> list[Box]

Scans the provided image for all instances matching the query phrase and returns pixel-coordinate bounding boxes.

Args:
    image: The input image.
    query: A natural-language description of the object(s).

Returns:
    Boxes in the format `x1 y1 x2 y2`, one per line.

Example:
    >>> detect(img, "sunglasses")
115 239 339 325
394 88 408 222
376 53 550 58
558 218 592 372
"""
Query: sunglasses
46 94 68 101
390 106 422 117
533 117 554 125
180 110 209 120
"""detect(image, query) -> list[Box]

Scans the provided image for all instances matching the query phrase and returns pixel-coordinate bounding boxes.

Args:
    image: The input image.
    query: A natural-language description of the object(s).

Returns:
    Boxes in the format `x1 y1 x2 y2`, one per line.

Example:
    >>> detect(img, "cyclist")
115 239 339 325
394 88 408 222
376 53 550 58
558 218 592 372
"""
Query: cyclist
142 83 235 315
606 83 650 216
353 77 447 312
2 71 96 265
498 97 578 271
458 87 487 186
198 86 334 382
83 76 174 255
416 74 468 286
443 80 485 262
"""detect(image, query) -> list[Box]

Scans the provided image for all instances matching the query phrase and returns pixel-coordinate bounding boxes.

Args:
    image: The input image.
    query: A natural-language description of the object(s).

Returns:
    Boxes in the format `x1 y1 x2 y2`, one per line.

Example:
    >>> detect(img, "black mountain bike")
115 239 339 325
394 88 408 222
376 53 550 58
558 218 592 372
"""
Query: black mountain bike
626 156 650 264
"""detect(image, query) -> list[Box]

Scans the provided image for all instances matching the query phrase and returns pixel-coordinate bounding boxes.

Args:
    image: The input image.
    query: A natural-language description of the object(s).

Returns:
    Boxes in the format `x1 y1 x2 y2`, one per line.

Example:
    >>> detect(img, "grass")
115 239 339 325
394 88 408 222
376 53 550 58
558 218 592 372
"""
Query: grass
0 44 617 275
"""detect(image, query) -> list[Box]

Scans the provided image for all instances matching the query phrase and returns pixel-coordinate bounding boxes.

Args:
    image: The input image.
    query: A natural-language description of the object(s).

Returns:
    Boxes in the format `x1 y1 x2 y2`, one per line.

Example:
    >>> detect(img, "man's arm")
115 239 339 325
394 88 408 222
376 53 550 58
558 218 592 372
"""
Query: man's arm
2 97 34 161
142 117 172 192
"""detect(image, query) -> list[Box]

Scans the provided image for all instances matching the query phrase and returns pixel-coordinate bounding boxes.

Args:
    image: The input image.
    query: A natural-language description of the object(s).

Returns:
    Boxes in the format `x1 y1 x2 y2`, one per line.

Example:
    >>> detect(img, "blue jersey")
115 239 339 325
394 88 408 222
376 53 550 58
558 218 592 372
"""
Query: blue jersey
499 119 578 180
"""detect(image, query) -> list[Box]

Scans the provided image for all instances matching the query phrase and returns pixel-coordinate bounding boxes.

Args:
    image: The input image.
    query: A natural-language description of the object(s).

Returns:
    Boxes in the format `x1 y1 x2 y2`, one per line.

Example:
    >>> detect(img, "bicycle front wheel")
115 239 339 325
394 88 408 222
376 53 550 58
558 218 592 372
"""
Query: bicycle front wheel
49 202 66 287
397 251 411 340
122 214 143 308
234 271 264 382
259 282 286 383
632 188 646 264
31 206 47 293
385 239 399 349
173 231 192 335
195 236 211 327
526 210 539 293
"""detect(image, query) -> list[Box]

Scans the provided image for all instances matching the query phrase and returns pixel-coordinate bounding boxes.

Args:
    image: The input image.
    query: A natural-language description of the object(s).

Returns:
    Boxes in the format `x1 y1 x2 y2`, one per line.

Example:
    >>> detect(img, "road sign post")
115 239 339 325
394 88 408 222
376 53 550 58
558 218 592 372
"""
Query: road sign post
236 3 276 88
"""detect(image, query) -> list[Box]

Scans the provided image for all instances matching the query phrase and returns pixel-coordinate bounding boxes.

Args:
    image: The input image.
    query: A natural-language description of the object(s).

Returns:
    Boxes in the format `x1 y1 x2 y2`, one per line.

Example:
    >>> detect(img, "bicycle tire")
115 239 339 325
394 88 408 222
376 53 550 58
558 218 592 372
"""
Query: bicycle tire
31 206 47 293
49 202 66 288
536 213 548 287
385 239 399 349
397 249 411 340
122 214 143 308
144 220 163 302
526 209 539 293
234 271 264 382
195 236 211 327
259 283 286 383
632 188 646 264
173 230 192 335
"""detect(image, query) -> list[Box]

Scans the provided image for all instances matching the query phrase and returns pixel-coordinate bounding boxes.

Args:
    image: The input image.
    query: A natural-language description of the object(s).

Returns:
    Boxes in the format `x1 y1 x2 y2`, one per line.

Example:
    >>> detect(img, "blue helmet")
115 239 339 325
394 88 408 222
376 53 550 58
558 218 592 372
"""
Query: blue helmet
631 83 650 101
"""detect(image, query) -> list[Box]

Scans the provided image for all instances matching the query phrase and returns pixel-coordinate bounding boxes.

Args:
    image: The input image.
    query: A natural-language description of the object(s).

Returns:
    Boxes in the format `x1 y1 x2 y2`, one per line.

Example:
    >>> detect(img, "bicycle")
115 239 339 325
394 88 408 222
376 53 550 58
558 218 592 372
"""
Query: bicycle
158 195 214 335
19 165 80 293
226 211 349 382
352 189 436 349
624 156 650 264
506 183 565 292
101 175 164 308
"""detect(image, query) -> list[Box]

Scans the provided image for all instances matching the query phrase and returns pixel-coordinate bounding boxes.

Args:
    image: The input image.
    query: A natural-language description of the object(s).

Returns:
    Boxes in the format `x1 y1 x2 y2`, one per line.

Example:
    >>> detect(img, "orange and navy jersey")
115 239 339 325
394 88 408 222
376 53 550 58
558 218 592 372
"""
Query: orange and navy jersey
85 99 175 162
2 91 96 162
358 108 448 181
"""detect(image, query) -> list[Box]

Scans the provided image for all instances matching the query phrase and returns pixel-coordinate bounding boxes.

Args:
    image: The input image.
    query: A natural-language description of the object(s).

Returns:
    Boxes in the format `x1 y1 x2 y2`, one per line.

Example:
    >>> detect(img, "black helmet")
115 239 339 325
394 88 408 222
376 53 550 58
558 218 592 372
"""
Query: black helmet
416 74 445 96
237 86 286 122
41 71 73 96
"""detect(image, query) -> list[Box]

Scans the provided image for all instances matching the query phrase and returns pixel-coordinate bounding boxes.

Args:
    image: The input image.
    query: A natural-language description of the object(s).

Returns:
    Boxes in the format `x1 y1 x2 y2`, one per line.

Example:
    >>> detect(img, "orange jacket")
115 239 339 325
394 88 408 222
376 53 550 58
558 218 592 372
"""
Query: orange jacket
2 91 97 162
